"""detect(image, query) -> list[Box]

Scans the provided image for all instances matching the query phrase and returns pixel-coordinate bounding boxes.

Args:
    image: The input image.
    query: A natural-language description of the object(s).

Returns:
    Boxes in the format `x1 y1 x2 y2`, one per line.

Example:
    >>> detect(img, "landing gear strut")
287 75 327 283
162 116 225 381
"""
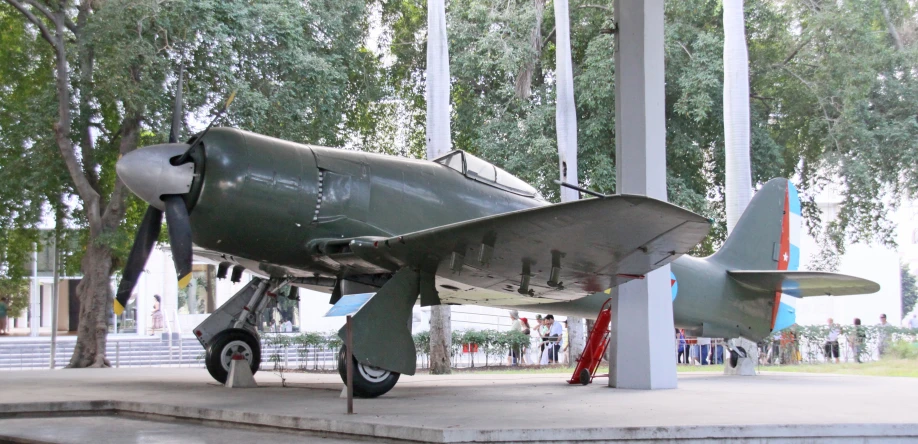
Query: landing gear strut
193 277 287 384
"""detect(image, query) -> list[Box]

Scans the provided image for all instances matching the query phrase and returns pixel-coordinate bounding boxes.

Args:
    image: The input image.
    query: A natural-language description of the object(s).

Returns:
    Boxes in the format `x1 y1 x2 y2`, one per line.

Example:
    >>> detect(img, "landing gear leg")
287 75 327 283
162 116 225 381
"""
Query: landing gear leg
194 277 288 384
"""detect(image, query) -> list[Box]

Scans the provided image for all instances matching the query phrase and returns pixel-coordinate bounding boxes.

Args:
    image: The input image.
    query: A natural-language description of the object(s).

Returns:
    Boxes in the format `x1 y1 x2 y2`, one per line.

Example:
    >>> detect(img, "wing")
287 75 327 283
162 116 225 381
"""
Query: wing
727 270 881 297
346 195 711 304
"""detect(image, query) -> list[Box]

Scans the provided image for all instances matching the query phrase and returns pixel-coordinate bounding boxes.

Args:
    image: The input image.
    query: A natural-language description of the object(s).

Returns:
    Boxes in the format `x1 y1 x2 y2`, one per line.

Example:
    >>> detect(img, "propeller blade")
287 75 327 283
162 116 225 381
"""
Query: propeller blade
173 89 237 165
168 63 184 144
163 195 194 289
114 206 164 315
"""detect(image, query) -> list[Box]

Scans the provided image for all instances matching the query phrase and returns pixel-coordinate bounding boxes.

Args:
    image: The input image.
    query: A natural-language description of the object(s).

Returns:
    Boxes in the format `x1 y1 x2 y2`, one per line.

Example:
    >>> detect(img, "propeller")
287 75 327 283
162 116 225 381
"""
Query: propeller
172 89 236 166
114 64 195 315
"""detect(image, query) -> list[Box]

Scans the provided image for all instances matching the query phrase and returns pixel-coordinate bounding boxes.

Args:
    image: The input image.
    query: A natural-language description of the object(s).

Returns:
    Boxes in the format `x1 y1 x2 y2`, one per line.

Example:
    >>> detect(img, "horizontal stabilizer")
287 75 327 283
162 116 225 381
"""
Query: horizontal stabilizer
727 270 880 297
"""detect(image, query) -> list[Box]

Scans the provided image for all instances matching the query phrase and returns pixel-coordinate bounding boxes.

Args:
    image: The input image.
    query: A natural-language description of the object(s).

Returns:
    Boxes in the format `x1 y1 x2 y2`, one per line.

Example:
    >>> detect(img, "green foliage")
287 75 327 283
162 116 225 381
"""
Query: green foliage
902 263 918 316
0 277 29 318
888 340 918 360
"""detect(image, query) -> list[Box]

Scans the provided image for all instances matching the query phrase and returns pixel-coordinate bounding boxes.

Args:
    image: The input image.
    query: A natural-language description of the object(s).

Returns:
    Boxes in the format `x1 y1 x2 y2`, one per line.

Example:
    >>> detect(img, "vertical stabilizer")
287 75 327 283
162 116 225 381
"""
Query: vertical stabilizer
711 178 800 331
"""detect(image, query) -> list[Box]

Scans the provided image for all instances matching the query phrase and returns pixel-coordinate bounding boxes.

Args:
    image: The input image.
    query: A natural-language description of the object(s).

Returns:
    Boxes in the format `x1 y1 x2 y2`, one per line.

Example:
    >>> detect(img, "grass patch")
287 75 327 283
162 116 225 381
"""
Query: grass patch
756 359 918 378
440 359 918 378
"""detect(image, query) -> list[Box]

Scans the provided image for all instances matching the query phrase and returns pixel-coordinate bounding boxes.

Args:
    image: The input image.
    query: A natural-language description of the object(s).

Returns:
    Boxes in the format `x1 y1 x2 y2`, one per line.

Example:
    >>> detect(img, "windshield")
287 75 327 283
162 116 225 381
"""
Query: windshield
434 150 543 199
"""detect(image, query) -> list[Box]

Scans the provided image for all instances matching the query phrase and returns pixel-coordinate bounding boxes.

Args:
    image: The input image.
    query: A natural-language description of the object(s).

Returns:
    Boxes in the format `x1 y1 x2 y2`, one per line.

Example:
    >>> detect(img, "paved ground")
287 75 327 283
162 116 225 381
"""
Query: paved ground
0 368 916 442
0 416 370 443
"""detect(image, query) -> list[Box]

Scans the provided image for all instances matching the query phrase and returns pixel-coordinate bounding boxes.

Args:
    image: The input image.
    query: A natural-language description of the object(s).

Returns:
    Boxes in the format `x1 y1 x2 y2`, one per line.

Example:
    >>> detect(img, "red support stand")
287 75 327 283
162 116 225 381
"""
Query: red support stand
568 298 613 385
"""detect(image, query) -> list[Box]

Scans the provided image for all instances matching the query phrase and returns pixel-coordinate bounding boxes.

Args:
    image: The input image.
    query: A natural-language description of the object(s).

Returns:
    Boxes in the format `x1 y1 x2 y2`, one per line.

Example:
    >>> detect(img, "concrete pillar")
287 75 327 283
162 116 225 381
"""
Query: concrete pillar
609 0 677 390
30 243 39 337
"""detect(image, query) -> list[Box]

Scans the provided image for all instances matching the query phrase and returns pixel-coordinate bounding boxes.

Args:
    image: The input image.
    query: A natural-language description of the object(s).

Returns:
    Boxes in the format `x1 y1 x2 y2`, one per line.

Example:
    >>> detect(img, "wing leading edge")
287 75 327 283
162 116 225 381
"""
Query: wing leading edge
727 270 881 297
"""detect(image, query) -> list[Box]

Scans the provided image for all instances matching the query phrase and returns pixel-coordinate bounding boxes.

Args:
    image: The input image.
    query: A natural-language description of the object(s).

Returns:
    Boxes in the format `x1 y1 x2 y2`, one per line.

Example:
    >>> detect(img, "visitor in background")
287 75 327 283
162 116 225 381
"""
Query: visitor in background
0 297 9 335
851 318 866 363
282 318 293 333
676 329 688 364
878 314 893 357
908 314 918 330
519 316 531 365
507 310 522 365
697 337 711 365
149 295 163 336
824 318 840 363
545 314 563 364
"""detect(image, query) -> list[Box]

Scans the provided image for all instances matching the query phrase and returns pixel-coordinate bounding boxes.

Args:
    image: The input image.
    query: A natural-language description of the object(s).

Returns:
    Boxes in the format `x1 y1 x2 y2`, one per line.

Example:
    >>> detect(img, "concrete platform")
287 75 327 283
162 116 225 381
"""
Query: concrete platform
0 368 916 442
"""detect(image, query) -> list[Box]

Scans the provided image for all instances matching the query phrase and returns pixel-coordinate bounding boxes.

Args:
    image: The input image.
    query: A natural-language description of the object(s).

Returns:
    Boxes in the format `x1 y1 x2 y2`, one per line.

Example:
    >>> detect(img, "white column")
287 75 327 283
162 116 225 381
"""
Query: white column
30 243 39 337
609 0 677 390
723 0 752 233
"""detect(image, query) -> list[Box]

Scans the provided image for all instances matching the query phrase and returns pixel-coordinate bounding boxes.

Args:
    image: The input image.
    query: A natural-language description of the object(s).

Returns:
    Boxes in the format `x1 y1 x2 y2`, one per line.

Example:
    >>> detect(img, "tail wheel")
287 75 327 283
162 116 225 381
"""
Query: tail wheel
206 329 261 383
337 345 400 398
579 368 591 385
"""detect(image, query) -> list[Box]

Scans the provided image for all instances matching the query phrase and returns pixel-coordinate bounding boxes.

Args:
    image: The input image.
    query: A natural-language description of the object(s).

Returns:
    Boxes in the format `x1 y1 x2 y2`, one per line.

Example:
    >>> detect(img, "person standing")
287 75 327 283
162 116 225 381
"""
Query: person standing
697 337 711 365
676 329 688 364
149 295 164 336
519 316 531 365
0 297 9 335
824 318 840 363
908 314 918 330
851 318 866 363
545 314 563 364
878 314 894 357
507 310 522 365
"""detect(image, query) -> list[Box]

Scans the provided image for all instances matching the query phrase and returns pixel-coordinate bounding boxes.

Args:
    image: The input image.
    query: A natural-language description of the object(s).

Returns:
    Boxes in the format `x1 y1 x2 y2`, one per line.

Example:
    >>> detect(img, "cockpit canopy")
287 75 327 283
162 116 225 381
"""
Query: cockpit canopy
434 150 545 200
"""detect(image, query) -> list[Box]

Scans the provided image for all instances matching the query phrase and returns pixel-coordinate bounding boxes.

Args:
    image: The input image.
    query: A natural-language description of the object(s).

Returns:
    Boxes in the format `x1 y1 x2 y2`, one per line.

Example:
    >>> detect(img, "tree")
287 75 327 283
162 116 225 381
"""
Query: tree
902 263 917 316
0 0 380 366
426 0 454 375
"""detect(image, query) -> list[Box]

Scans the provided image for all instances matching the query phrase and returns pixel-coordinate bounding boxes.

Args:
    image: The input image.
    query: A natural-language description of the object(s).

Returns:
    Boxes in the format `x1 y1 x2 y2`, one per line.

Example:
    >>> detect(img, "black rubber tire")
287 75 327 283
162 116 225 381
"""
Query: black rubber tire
337 345 400 398
729 349 740 368
579 368 591 385
205 329 261 384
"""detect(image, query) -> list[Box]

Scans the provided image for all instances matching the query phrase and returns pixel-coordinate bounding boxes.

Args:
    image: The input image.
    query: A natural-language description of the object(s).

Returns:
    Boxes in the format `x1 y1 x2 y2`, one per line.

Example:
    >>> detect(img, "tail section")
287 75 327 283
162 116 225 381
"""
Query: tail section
711 178 801 332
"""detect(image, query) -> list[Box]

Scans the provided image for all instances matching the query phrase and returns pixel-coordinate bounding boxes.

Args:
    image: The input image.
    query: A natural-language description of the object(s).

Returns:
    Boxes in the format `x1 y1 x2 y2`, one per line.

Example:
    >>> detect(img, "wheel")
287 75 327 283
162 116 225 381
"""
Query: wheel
729 349 740 368
579 368 591 385
337 345 400 398
205 329 261 384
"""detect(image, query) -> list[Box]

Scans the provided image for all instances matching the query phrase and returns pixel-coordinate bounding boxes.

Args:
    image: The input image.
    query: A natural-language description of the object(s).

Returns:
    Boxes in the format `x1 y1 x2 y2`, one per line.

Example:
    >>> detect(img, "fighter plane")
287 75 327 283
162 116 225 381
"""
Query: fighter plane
113 100 878 398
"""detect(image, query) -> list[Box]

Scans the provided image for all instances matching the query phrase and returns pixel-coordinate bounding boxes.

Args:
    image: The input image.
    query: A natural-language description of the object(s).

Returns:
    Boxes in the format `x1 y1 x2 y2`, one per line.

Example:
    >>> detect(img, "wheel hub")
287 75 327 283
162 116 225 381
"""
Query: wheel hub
220 339 254 371
357 363 391 383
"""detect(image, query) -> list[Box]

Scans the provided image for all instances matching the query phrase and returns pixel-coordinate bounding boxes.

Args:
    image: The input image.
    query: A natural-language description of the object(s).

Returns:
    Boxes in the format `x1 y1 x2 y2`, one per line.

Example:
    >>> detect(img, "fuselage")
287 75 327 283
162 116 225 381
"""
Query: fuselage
185 129 774 340
189 128 546 276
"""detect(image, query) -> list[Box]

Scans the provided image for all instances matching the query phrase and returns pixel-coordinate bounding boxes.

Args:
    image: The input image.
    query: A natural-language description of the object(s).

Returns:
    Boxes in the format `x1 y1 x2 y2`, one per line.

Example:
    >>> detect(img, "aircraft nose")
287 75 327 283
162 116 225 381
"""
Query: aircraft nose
116 143 195 210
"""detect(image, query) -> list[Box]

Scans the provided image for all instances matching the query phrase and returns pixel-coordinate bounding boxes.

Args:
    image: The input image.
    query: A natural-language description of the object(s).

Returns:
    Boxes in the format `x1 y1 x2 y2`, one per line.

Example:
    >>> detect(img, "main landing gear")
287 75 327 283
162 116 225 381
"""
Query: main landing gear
337 345 400 398
193 278 287 384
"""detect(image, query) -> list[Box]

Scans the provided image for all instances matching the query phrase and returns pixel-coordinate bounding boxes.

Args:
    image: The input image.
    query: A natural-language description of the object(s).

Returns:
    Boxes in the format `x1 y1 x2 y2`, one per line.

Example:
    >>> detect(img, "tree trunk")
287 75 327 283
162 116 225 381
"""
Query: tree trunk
567 316 585 365
429 305 452 374
68 242 113 368
515 0 545 100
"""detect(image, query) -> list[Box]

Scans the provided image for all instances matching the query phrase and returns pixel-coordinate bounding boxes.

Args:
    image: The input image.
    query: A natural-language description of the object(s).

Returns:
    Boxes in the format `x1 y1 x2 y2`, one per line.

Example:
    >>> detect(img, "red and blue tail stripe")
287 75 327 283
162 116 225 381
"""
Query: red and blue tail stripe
771 181 800 332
